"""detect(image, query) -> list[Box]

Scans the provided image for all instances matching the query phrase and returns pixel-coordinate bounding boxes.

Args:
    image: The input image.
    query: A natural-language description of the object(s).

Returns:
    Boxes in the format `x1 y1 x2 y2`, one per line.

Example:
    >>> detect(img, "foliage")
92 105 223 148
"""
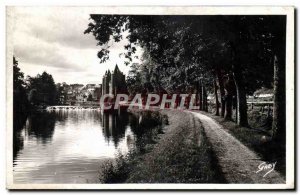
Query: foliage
13 56 29 113
99 153 132 183
26 71 57 106
55 83 65 105
87 93 93 101
85 15 284 95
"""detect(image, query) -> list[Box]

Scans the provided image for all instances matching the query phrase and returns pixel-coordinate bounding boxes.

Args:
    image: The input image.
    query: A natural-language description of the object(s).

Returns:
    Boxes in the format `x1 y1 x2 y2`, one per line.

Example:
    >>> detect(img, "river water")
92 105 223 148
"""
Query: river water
13 110 141 184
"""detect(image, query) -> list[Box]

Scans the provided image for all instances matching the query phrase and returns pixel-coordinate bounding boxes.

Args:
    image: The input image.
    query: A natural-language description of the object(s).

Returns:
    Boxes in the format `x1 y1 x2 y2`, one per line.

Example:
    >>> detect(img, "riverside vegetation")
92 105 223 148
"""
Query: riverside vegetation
99 110 225 183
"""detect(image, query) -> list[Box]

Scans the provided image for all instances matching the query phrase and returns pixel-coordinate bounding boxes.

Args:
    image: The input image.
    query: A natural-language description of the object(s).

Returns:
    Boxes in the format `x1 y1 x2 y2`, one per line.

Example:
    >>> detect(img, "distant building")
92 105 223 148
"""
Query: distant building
70 84 84 92
102 70 111 96
76 93 87 102
252 87 274 102
102 64 127 97
94 84 102 100
86 84 96 89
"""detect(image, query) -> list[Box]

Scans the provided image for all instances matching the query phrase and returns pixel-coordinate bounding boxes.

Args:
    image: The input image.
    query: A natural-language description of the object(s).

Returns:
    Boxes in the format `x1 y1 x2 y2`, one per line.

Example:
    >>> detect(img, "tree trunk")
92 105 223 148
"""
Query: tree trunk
217 70 225 117
214 78 220 116
205 92 208 112
229 40 249 127
199 81 203 110
233 70 249 127
272 54 286 143
224 94 232 120
202 85 208 112
224 74 235 121
235 97 238 123
202 85 205 111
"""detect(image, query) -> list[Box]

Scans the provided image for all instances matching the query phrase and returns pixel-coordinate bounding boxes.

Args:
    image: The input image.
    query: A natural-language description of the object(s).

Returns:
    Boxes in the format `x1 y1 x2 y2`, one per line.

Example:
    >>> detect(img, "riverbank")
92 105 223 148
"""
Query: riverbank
192 111 285 183
99 109 224 183
200 111 286 177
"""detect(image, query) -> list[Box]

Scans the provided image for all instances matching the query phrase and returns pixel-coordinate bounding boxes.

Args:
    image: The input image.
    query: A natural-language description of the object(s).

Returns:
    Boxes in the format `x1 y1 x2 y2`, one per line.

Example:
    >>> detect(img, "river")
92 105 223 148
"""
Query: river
13 110 142 184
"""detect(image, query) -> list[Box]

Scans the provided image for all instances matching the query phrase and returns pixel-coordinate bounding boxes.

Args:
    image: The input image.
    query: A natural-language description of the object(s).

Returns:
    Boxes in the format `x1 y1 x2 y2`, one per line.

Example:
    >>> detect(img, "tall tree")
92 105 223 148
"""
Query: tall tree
27 72 57 106
269 17 286 143
13 56 29 114
85 15 286 129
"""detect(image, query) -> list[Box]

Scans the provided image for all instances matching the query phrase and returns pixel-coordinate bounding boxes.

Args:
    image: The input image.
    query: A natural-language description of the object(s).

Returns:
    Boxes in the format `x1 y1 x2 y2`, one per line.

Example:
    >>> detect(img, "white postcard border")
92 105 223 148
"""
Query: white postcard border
6 6 295 190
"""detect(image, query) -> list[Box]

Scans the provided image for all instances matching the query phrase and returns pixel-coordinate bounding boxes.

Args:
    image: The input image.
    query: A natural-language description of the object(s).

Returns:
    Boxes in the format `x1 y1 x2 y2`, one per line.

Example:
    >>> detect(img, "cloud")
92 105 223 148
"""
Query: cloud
13 7 98 49
26 16 98 49
13 36 86 72
11 7 143 84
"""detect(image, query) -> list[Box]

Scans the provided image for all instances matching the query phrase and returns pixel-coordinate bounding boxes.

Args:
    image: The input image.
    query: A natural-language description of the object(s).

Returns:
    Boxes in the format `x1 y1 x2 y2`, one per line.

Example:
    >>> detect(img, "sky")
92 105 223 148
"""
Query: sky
11 7 142 85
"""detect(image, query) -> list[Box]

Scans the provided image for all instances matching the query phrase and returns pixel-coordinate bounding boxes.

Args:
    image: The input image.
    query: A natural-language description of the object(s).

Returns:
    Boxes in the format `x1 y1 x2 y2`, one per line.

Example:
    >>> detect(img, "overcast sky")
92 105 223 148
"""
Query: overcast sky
12 7 142 85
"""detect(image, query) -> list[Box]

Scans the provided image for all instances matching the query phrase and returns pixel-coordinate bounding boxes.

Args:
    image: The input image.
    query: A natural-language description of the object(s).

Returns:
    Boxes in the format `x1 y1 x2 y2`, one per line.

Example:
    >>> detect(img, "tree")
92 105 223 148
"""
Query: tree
13 56 29 114
28 89 38 105
27 72 57 106
55 83 65 105
231 16 286 138
269 17 286 143
87 93 93 101
213 78 220 116
126 63 143 95
85 15 286 129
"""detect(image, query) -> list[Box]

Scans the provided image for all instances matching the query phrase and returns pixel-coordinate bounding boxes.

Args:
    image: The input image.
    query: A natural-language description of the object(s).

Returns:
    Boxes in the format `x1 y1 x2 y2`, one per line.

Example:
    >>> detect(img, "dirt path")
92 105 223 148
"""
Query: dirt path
190 111 285 184
125 110 223 183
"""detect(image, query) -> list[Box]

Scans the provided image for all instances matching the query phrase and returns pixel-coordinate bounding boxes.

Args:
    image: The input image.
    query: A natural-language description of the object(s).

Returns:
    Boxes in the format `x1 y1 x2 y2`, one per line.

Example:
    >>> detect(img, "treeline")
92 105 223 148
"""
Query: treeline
13 56 59 114
85 15 286 143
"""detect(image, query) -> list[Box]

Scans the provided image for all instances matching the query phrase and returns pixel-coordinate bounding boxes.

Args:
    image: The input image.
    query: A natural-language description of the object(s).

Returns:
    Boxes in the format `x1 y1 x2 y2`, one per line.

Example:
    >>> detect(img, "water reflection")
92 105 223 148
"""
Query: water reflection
13 110 138 184
13 112 27 159
102 113 129 147
27 112 56 143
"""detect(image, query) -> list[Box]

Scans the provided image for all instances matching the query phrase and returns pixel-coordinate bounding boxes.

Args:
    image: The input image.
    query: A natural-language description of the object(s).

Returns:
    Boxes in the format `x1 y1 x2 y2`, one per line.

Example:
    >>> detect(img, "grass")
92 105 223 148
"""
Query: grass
207 105 286 178
98 110 167 183
99 110 225 183
99 152 134 183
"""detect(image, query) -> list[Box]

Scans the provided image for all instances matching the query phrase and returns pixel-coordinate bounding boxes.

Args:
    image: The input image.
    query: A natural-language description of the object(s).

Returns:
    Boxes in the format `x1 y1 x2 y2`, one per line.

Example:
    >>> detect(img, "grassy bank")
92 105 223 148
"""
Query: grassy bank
202 110 286 177
99 109 225 183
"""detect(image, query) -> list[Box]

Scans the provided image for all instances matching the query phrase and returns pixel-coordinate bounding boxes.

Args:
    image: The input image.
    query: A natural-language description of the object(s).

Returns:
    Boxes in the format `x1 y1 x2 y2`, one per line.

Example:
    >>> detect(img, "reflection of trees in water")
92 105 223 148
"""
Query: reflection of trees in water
128 112 164 153
26 112 56 144
102 111 164 153
90 111 102 123
102 112 129 147
13 112 28 160
13 111 57 160
14 110 102 160
101 111 164 152
128 114 142 135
